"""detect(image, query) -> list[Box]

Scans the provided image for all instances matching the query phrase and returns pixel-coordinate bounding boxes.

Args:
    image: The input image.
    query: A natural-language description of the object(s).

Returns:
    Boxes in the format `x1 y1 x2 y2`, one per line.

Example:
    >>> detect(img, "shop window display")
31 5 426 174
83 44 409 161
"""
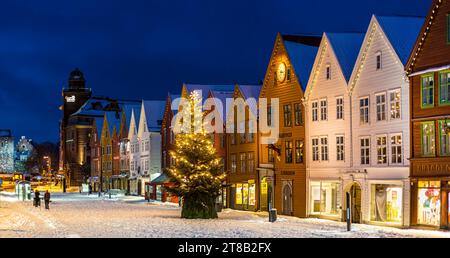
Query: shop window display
310 181 340 216
370 184 402 223
417 181 441 226
234 183 256 209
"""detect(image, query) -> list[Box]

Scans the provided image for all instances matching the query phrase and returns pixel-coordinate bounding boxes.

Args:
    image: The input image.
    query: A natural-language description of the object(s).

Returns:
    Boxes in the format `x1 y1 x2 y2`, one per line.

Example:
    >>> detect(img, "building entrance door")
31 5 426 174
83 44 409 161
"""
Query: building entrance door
349 183 362 223
282 183 292 215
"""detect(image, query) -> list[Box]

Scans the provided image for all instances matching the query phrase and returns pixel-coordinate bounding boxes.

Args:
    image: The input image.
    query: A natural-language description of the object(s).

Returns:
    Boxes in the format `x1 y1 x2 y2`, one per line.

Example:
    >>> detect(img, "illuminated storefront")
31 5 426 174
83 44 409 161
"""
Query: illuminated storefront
370 184 402 224
232 181 256 211
417 181 441 226
309 181 340 217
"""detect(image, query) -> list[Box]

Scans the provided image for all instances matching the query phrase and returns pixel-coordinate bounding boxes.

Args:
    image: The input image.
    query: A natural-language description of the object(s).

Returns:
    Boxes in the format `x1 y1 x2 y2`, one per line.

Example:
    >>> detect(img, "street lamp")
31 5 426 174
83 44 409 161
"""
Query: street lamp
267 144 281 222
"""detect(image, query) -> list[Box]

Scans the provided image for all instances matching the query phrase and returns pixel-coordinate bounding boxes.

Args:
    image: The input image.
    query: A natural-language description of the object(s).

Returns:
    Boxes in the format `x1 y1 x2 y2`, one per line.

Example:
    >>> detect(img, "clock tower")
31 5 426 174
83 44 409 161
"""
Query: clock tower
62 68 91 123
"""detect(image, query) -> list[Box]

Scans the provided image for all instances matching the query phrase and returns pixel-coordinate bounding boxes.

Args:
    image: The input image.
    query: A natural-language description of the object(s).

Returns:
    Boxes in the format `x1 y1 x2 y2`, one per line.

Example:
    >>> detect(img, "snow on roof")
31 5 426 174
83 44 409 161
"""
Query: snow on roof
375 15 424 65
184 84 235 100
72 97 141 117
210 90 234 121
326 33 365 82
150 173 170 184
143 100 166 132
282 36 321 91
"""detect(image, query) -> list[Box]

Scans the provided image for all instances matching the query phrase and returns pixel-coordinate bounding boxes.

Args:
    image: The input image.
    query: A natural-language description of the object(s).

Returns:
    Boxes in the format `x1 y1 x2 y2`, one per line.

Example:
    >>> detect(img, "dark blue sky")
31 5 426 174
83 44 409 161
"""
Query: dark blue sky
0 0 429 143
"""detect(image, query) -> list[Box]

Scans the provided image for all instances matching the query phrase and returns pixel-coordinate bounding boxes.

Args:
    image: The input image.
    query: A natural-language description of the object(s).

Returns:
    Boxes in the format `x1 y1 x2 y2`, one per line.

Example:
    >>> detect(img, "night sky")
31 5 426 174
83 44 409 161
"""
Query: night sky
0 0 429 143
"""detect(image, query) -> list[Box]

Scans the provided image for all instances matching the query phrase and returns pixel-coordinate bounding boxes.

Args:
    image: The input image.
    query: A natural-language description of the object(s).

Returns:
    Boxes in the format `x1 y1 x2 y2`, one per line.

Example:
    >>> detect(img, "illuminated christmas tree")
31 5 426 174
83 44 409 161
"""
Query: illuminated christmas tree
165 91 225 219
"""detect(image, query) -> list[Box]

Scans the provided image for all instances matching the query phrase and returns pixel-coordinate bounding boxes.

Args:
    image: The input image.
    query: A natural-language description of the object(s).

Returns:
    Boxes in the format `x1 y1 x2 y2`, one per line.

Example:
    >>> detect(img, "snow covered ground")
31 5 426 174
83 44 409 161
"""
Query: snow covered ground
0 192 449 238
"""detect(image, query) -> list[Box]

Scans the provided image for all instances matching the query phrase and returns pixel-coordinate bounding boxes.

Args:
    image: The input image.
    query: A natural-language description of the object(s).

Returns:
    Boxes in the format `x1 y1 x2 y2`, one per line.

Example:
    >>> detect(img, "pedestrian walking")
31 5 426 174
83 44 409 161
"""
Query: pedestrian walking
33 190 40 207
44 190 51 210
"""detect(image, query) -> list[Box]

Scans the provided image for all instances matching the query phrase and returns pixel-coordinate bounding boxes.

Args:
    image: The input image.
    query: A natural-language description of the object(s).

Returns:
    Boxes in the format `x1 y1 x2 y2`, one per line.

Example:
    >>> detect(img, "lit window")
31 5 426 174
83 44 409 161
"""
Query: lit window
391 134 402 164
389 90 401 120
421 74 434 108
439 120 450 156
240 153 246 172
320 137 328 161
283 104 292 127
421 122 435 156
285 141 293 163
295 140 304 163
376 93 386 121
376 136 387 164
439 71 450 105
231 154 236 173
294 103 302 126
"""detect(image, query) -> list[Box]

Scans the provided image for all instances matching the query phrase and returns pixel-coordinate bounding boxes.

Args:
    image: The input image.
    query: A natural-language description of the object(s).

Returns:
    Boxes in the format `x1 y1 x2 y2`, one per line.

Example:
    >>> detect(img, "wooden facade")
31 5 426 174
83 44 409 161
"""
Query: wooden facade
258 34 321 218
226 85 261 211
407 0 450 229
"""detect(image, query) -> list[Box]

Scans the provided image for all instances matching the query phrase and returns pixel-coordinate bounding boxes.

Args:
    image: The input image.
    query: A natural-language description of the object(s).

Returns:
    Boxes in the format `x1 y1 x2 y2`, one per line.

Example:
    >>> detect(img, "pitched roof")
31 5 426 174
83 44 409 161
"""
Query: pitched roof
184 84 235 101
168 93 181 116
282 35 322 90
93 117 104 136
71 96 141 117
326 33 365 81
142 100 166 132
210 90 234 121
238 84 261 100
105 111 122 136
375 15 424 65
122 102 142 129
150 172 170 184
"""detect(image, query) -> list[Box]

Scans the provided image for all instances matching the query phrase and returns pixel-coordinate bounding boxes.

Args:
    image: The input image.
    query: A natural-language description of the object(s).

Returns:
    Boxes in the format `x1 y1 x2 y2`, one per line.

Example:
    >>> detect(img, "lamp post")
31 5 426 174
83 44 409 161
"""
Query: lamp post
267 144 281 222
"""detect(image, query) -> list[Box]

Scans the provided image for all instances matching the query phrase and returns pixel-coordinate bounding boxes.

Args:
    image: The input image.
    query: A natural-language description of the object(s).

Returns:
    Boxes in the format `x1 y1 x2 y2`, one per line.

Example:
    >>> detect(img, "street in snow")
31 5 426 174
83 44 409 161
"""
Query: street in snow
0 192 448 238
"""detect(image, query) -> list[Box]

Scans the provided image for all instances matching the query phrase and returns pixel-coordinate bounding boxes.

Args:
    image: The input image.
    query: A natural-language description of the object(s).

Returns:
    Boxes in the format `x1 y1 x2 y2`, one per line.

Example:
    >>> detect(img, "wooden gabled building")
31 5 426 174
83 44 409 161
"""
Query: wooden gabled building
258 33 321 217
406 0 450 229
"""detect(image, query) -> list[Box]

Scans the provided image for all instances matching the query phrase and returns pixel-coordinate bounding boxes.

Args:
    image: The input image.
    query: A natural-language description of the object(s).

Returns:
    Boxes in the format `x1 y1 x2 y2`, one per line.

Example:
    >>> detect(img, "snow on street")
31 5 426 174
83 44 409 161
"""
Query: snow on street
0 192 449 238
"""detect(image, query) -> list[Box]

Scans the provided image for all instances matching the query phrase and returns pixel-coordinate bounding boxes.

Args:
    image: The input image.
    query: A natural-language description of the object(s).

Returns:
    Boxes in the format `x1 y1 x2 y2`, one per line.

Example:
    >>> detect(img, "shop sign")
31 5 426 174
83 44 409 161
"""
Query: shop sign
413 163 450 175
248 179 255 184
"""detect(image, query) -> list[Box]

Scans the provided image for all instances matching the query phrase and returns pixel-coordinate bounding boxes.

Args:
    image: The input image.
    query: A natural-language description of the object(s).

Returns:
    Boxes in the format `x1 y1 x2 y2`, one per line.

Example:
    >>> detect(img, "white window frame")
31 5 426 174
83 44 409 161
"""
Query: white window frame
390 133 403 165
375 92 386 122
376 51 382 70
376 135 387 165
360 137 370 165
359 96 370 125
336 96 344 120
320 99 328 121
336 135 345 161
312 137 319 161
312 101 318 122
389 89 401 120
320 136 328 161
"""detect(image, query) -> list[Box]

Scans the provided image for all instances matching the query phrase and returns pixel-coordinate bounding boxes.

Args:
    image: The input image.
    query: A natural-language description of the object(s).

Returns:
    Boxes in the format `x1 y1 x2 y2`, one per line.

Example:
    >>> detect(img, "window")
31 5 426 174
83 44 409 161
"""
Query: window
268 148 274 163
360 97 369 124
336 97 344 120
294 103 302 126
231 154 236 173
312 138 319 161
295 140 304 163
283 104 292 127
370 184 402 223
448 14 450 43
239 121 246 143
336 136 344 161
247 121 254 143
309 181 340 216
285 141 293 163
421 122 435 156
312 101 318 121
421 74 434 108
230 133 236 145
326 64 331 80
439 70 450 105
439 120 450 156
376 136 387 164
267 106 272 126
247 152 254 173
240 153 246 173
389 90 401 120
220 134 226 148
376 51 382 70
376 93 386 121
320 137 328 161
391 134 402 164
417 180 441 226
320 99 327 121
287 68 291 81
360 137 370 165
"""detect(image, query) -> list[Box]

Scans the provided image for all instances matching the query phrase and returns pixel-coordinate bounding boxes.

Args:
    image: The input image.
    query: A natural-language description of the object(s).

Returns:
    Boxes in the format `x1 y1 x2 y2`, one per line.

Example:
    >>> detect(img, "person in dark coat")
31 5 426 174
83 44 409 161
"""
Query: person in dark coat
34 190 40 207
44 190 51 210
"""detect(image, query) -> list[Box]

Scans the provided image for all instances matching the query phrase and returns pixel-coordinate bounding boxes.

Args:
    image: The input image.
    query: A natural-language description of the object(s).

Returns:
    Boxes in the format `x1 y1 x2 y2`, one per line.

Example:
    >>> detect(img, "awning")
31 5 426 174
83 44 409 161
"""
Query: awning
150 173 171 184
